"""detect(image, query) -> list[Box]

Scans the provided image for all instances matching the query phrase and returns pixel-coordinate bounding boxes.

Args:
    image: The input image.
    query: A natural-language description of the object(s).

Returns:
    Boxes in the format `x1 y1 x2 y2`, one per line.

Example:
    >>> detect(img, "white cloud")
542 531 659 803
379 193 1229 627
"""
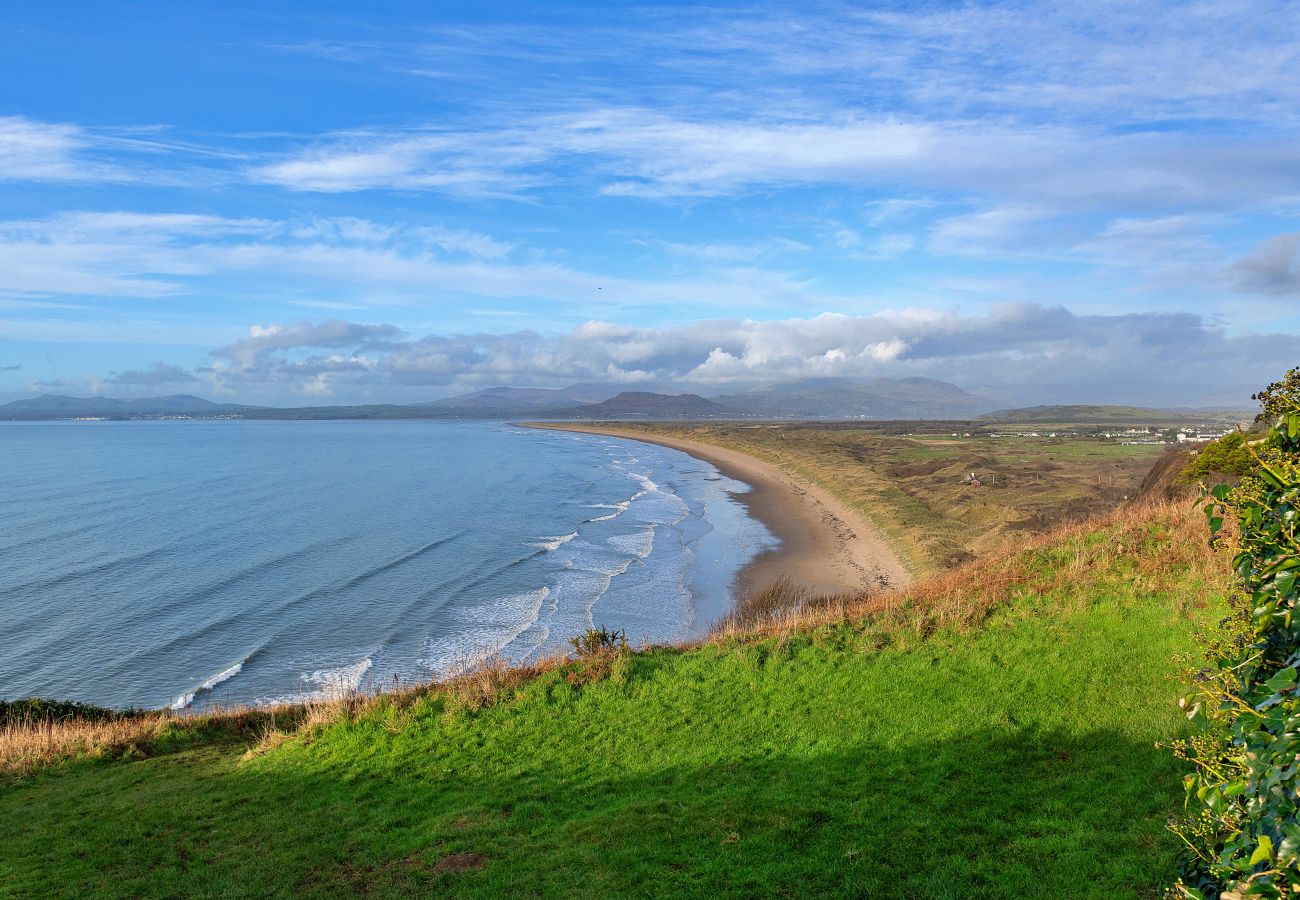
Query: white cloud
104 362 199 386
244 106 1300 222
277 3 1300 126
647 238 803 263
0 210 837 313
166 306 1294 407
0 117 125 182
214 320 405 368
244 1 1300 217
929 206 1053 258
252 131 548 196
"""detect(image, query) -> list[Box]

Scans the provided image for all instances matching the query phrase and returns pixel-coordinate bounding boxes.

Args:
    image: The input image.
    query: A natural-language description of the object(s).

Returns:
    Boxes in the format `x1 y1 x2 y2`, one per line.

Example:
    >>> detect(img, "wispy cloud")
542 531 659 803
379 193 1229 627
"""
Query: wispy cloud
245 108 1300 221
274 3 1300 125
0 118 243 186
0 116 129 183
929 205 1055 258
0 210 841 315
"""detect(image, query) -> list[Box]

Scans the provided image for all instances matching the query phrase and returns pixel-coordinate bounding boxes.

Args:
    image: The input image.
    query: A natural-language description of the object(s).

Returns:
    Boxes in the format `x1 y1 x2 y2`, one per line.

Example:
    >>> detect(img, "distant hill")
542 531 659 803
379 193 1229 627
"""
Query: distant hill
0 394 246 420
550 391 737 420
714 377 995 419
239 403 434 420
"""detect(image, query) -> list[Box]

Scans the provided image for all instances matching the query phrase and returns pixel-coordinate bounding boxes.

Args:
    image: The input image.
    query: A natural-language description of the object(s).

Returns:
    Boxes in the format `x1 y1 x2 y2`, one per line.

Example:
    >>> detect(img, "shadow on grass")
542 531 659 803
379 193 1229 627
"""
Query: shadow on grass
1 725 1182 899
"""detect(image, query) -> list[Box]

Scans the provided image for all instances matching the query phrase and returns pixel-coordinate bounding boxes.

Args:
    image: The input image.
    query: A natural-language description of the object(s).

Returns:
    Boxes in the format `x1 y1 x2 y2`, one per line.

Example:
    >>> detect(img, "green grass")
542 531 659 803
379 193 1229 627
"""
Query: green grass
0 506 1223 898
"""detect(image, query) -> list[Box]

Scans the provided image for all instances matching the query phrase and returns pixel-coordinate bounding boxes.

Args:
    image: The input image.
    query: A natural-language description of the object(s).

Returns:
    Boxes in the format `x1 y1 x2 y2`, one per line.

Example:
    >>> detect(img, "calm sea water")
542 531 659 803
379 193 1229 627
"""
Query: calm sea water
0 420 773 710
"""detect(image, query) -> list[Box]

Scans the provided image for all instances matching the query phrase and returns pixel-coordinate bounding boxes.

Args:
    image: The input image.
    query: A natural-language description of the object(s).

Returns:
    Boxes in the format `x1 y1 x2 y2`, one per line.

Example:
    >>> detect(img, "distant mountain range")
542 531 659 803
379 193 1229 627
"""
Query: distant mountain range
0 394 247 419
0 380 1248 423
416 383 621 412
548 391 734 419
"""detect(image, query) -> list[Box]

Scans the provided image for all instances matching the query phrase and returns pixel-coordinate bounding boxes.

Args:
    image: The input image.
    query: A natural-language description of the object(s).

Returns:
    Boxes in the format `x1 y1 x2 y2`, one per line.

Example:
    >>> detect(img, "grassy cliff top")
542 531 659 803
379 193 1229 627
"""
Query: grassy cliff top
1 498 1229 898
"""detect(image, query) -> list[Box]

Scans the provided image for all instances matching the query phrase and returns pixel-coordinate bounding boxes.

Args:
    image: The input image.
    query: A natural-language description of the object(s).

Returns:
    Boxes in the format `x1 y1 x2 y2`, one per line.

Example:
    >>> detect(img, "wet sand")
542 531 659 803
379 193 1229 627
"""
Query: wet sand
523 424 913 600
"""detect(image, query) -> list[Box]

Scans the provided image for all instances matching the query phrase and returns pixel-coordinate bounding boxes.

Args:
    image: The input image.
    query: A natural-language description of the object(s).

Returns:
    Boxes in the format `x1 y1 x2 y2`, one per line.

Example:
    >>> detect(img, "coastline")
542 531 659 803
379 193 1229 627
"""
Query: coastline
521 423 913 601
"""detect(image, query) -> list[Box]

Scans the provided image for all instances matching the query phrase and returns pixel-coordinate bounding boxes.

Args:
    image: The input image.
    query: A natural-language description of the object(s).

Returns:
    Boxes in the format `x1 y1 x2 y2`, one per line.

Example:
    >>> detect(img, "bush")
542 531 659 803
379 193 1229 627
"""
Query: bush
1180 431 1257 484
1171 367 1300 897
569 626 628 658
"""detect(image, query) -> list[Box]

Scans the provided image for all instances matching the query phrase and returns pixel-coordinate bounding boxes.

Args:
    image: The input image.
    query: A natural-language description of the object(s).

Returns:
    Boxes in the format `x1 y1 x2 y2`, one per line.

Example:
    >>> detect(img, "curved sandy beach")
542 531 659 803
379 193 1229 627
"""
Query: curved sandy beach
524 423 913 599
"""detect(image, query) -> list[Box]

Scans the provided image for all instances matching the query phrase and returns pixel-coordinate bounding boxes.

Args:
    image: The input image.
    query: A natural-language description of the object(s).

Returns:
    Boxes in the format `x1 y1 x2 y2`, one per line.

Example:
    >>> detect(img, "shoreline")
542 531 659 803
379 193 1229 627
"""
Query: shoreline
521 423 912 602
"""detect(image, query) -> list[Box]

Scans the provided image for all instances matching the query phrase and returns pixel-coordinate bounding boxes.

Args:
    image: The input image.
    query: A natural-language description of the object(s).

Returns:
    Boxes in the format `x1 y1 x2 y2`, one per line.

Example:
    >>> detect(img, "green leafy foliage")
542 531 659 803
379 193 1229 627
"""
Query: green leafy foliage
1171 368 1300 898
1180 432 1257 484
568 625 628 657
1255 368 1300 423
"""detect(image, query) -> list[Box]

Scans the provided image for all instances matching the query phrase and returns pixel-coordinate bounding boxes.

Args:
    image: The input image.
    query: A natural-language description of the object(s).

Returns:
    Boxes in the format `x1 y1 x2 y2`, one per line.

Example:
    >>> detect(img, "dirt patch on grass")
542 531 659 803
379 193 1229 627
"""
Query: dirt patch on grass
889 459 955 477
432 851 487 873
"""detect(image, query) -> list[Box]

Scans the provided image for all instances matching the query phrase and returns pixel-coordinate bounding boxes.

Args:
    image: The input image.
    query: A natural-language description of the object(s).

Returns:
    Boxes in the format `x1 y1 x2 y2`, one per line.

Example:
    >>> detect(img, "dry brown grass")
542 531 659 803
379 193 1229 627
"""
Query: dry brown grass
442 653 565 712
1 652 575 780
0 706 276 781
711 496 1232 643
715 576 859 634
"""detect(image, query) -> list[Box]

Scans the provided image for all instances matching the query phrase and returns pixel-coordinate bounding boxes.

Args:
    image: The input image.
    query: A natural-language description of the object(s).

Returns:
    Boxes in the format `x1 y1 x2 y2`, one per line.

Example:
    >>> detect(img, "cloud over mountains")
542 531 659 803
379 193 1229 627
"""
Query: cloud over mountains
161 306 1281 407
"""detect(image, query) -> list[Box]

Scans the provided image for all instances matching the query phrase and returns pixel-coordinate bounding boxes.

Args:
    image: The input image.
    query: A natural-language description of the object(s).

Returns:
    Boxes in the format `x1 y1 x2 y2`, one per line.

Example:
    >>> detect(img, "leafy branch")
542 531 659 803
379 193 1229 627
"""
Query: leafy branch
1170 367 1300 899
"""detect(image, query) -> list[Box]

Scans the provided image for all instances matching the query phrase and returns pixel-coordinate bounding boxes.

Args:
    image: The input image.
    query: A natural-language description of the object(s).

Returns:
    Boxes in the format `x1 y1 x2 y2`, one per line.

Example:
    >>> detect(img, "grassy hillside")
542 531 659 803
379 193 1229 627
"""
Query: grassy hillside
977 405 1251 425
978 404 1174 424
1 500 1229 898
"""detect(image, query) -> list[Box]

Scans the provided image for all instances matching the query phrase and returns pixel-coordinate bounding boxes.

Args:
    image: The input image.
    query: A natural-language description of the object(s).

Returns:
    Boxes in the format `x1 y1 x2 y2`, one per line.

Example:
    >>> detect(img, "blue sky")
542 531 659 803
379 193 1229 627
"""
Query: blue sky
2 0 1298 406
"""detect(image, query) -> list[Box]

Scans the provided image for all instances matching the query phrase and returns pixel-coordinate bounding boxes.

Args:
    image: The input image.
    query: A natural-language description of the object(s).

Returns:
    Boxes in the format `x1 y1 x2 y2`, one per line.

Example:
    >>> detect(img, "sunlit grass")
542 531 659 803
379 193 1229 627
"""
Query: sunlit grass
0 499 1229 897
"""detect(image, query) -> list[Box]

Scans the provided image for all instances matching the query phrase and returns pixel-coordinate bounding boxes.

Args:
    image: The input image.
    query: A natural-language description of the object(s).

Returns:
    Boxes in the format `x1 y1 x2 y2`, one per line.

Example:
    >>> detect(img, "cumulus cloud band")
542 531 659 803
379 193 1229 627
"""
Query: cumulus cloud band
192 306 1288 407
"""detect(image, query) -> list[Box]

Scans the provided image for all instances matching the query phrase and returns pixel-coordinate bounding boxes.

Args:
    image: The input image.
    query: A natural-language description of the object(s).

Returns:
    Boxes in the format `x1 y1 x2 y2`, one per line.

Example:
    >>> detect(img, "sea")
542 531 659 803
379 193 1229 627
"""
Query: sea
0 420 774 710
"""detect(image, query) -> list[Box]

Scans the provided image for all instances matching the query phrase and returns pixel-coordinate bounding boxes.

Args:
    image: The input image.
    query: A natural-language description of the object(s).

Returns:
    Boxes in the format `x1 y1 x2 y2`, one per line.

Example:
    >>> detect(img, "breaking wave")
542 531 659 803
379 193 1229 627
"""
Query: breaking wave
302 657 375 695
170 657 249 710
531 531 578 552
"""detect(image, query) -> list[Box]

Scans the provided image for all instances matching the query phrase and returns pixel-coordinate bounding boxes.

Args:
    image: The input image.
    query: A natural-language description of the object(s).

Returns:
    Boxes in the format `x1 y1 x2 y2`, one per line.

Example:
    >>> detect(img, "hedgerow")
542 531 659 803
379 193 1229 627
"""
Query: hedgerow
0 697 119 726
1171 367 1300 898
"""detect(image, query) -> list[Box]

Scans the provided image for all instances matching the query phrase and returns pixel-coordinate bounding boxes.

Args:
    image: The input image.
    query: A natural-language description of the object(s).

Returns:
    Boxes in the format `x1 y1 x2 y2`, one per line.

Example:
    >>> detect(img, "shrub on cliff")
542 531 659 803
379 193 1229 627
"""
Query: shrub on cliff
1171 367 1300 898
1180 432 1257 485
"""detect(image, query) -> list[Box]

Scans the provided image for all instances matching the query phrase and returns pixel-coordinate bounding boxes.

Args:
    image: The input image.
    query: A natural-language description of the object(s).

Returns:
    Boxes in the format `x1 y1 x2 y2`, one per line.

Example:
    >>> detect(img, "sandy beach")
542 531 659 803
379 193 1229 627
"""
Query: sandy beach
525 423 913 600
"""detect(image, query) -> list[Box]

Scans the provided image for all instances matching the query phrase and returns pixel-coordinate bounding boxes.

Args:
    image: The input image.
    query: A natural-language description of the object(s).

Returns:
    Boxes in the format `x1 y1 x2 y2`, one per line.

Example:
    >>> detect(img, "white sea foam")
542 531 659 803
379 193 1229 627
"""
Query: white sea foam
608 526 656 559
586 500 631 522
564 540 637 578
302 656 374 695
418 586 550 676
631 472 659 494
517 624 551 663
169 658 246 710
531 531 578 552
